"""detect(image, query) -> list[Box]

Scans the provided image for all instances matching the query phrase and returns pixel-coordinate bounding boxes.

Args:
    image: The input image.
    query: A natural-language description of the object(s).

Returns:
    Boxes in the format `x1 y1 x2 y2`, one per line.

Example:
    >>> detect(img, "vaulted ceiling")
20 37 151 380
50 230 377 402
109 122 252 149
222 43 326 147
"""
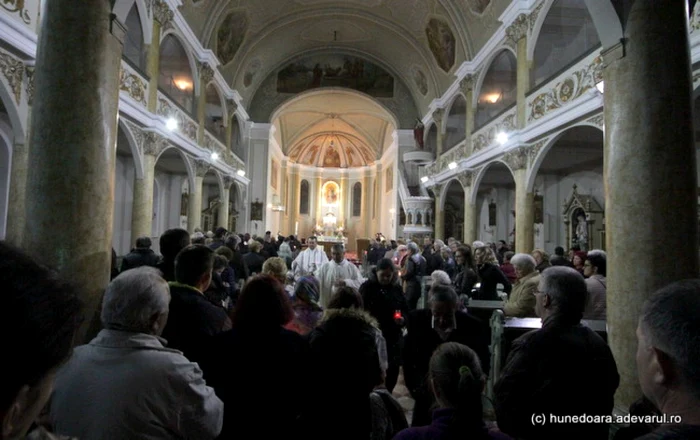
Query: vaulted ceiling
179 0 511 116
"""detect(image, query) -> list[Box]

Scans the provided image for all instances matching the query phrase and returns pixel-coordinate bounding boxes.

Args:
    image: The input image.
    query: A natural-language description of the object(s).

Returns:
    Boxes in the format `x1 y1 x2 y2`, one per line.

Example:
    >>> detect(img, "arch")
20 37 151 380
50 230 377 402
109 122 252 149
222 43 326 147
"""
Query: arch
443 179 465 240
474 48 518 129
444 94 467 150
526 123 604 192
425 123 438 156
159 30 200 99
472 45 517 108
213 169 226 199
112 0 152 45
204 82 227 144
437 178 461 211
0 120 12 239
530 0 601 86
118 119 145 179
470 160 516 205
121 2 149 70
352 181 362 217
156 146 195 191
0 78 25 144
299 179 310 215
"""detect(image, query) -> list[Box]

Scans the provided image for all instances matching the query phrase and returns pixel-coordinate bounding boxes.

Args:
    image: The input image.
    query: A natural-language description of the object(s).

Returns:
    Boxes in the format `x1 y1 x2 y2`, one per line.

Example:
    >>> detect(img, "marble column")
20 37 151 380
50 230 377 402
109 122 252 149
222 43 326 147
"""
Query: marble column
460 76 476 156
197 62 215 145
463 191 477 245
131 153 156 244
315 175 323 226
218 176 233 230
5 140 28 246
188 159 208 232
507 15 530 129
603 0 698 409
362 172 372 237
147 1 173 113
287 168 299 234
23 1 125 342
225 99 237 152
433 109 445 157
433 184 444 239
339 175 348 228
513 168 534 253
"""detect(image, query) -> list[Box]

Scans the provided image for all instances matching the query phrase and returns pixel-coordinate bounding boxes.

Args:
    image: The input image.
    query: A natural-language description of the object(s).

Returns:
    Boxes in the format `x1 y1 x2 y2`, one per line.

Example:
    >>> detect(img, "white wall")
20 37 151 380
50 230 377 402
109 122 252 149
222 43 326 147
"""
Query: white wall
477 187 515 245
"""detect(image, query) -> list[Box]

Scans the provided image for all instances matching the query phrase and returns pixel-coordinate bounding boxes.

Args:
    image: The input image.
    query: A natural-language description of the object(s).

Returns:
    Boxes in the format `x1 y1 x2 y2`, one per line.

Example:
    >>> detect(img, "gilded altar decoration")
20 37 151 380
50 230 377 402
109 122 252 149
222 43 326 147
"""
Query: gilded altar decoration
528 56 603 122
0 50 24 103
1 0 31 24
119 65 148 105
322 181 340 206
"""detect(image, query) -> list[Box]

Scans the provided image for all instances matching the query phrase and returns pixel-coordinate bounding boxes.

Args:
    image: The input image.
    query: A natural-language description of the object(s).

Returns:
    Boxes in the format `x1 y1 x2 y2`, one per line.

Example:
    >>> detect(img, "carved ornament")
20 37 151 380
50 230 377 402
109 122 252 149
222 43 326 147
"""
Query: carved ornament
458 171 473 189
143 132 168 156
198 62 215 85
503 147 529 171
153 0 174 28
505 13 528 44
194 159 211 177
432 108 444 125
527 138 549 163
223 176 235 190
459 75 474 95
0 51 24 103
1 0 31 24
24 65 34 105
226 99 238 119
472 110 516 153
119 66 148 105
586 114 605 128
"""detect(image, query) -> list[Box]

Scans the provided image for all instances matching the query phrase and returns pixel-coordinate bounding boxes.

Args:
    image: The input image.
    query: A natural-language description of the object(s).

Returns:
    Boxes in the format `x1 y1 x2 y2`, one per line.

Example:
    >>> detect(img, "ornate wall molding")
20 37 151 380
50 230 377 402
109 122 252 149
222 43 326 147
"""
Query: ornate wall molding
472 108 516 153
143 132 169 157
153 0 174 29
123 120 146 155
0 50 24 103
527 138 549 163
119 63 148 106
505 14 528 44
24 64 33 105
157 93 198 141
503 146 529 171
198 61 215 85
432 108 445 126
193 159 211 177
1 0 31 24
586 114 604 128
226 98 238 120
459 74 474 94
528 55 603 122
458 171 473 189
223 176 235 190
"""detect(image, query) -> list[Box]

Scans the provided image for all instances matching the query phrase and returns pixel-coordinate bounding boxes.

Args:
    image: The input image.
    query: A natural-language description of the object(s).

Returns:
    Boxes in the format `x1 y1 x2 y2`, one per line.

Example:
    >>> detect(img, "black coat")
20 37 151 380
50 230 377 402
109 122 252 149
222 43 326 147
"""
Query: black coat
360 270 408 345
475 263 511 300
494 315 619 440
119 248 160 272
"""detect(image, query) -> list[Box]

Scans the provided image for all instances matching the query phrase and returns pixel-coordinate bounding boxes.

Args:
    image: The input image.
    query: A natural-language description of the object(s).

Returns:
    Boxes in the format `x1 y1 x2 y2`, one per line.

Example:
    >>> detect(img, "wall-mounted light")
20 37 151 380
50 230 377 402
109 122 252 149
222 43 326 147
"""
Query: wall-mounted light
166 117 178 131
448 162 457 170
596 81 605 94
496 132 509 145
211 152 219 161
174 79 193 91
421 176 429 183
237 169 245 177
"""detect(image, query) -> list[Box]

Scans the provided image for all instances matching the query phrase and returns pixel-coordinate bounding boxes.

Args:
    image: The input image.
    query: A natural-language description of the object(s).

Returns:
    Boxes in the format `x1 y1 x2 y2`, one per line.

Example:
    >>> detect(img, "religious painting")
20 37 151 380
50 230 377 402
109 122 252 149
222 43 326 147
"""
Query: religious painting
412 66 428 96
466 0 491 15
277 54 394 97
301 144 320 165
426 18 456 72
534 193 544 224
323 145 341 168
488 200 497 226
217 11 248 66
385 166 393 192
250 199 263 221
345 146 358 167
323 181 340 206
271 159 279 190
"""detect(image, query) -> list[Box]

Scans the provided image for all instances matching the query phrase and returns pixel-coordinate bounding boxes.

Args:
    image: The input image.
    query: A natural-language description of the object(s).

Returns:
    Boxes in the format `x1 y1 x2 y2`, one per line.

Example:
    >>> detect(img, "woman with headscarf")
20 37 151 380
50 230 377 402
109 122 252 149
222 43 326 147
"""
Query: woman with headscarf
285 276 324 335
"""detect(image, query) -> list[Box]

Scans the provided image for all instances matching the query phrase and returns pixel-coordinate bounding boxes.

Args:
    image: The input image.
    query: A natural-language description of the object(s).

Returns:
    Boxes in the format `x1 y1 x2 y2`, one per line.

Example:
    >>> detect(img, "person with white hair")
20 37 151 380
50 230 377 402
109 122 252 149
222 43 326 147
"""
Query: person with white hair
503 253 540 317
430 269 452 286
50 267 224 440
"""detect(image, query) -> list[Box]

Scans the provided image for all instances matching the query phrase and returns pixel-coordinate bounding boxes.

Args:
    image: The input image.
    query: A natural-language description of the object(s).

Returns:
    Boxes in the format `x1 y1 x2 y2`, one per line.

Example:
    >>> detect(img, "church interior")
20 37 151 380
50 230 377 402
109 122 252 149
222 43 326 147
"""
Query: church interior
2 0 700 439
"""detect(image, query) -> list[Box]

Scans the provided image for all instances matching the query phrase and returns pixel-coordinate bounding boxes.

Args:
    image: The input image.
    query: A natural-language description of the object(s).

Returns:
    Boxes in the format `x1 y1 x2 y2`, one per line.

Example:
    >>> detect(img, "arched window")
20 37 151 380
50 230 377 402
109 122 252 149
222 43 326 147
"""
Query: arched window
425 124 438 155
205 83 226 144
158 35 195 114
475 50 517 129
123 4 147 71
533 0 600 86
445 95 467 150
352 182 362 217
230 116 244 159
299 179 310 215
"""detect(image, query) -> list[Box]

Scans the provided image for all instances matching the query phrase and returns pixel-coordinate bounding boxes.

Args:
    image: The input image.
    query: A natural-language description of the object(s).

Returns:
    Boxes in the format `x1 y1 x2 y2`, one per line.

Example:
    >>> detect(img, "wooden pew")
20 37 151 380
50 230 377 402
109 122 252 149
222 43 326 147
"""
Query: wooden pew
485 310 608 400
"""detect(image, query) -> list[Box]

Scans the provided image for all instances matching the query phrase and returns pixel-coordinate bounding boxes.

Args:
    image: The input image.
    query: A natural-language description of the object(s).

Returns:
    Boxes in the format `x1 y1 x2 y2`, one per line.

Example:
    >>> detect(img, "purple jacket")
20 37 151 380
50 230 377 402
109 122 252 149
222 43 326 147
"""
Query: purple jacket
393 408 512 440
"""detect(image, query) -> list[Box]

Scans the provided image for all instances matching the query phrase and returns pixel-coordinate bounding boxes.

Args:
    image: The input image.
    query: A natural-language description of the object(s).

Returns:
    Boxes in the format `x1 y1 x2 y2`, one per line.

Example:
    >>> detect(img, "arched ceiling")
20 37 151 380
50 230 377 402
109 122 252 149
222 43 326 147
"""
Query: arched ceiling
272 89 395 167
180 0 512 114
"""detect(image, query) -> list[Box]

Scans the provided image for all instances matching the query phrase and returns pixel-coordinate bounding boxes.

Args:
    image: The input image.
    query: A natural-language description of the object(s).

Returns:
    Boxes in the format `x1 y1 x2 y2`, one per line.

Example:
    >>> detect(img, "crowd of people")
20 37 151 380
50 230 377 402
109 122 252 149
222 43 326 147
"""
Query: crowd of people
2 228 698 440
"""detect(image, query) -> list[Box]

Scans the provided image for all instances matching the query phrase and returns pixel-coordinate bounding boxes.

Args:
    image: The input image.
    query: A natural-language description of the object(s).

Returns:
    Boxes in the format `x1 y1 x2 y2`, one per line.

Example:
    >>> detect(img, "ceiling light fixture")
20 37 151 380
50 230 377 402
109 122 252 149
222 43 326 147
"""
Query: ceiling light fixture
496 132 509 145
211 152 219 161
237 169 245 177
421 176 429 183
596 80 605 94
174 79 192 91
448 162 457 170
166 117 178 131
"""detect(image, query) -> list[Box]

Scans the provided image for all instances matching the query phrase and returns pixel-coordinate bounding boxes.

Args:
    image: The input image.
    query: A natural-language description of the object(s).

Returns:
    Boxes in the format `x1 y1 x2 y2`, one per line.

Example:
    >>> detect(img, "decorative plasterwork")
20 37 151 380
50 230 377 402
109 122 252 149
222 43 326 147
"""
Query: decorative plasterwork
458 171 473 189
691 2 700 33
0 50 24 103
472 107 516 152
226 98 238 120
223 176 235 190
528 56 603 122
119 63 148 106
527 138 548 163
24 64 33 105
586 114 604 128
503 146 529 171
459 74 474 94
505 14 528 44
143 132 170 157
198 61 215 85
153 0 174 28
432 107 444 126
1 0 31 24
156 93 198 142
192 158 211 177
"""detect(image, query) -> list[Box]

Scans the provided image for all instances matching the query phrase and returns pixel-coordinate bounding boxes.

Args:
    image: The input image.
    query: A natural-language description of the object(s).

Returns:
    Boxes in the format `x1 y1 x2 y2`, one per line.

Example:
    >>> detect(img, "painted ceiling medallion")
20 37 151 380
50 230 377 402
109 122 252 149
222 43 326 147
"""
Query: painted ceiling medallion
426 18 456 72
216 11 248 66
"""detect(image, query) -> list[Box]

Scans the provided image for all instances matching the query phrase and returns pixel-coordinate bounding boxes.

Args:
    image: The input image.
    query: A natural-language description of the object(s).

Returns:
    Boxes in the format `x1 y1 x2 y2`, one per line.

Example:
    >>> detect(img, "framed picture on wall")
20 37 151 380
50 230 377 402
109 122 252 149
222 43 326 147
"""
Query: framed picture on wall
534 193 544 224
180 192 189 216
251 200 263 221
488 200 497 226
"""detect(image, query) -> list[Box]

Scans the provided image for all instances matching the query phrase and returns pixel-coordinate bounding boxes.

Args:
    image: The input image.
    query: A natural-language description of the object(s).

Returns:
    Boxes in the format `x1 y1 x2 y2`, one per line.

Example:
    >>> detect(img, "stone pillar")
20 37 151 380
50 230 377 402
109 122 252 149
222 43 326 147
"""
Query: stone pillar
287 168 299 234
225 99 238 152
603 0 698 410
23 1 125 342
433 184 444 239
188 159 208 232
433 109 445 157
147 0 173 113
513 168 534 253
339 175 348 227
197 62 215 145
131 153 156 244
460 76 476 156
5 141 28 246
315 175 323 226
218 176 233 230
362 172 372 237
459 173 476 244
507 14 530 129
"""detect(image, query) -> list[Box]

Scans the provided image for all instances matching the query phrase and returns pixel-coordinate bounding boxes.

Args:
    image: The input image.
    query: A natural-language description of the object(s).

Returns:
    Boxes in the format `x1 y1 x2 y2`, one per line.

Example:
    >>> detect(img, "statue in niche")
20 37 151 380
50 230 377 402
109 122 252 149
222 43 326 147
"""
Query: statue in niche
575 213 589 251
414 119 425 149
323 181 339 205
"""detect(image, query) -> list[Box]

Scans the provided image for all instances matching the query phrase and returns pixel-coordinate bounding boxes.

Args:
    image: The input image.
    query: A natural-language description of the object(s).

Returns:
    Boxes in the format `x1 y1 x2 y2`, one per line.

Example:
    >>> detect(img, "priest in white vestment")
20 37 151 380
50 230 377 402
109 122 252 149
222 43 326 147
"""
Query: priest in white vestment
292 236 329 280
315 244 365 308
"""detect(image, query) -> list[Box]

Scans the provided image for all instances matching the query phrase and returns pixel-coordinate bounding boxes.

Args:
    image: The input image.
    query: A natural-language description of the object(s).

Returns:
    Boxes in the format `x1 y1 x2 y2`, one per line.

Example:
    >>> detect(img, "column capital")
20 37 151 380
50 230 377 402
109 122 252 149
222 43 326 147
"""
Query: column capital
503 146 529 172
143 132 168 157
505 13 528 44
432 108 445 125
223 176 235 190
198 61 215 85
459 75 474 95
191 158 211 177
432 183 443 196
457 171 473 189
226 99 238 119
153 0 174 28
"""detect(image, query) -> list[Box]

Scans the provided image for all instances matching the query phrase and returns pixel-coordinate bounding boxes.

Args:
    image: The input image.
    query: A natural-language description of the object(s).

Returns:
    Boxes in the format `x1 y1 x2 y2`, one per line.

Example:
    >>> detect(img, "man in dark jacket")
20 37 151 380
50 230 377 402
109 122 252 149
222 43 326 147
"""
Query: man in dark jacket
550 245 574 268
119 236 160 272
494 266 619 440
156 228 190 281
161 245 231 363
360 258 409 393
402 242 427 310
403 283 491 427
